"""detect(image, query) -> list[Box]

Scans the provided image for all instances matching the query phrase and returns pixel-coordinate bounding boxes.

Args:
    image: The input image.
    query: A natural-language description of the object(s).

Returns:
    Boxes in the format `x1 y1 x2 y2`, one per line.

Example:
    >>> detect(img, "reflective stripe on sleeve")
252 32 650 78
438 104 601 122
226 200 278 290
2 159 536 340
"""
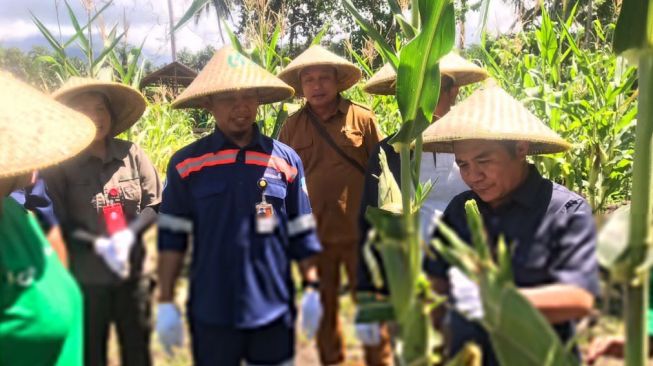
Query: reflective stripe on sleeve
158 213 193 233
287 214 316 237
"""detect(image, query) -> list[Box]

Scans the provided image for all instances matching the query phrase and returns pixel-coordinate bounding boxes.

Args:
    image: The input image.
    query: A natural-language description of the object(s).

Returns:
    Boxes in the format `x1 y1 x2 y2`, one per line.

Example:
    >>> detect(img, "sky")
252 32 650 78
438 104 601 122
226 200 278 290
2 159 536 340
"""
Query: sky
0 0 518 68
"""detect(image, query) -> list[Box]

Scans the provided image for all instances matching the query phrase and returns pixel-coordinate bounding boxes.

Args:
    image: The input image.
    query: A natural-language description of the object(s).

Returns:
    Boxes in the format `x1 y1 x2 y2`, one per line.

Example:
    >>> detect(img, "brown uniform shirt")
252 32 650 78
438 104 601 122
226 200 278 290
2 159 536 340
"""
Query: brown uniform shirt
279 98 383 246
43 139 162 285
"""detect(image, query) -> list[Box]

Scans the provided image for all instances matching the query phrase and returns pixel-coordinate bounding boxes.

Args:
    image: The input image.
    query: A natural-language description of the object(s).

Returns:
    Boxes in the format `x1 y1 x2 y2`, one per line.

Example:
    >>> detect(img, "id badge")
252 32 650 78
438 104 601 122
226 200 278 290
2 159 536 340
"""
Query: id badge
255 201 276 234
103 204 127 235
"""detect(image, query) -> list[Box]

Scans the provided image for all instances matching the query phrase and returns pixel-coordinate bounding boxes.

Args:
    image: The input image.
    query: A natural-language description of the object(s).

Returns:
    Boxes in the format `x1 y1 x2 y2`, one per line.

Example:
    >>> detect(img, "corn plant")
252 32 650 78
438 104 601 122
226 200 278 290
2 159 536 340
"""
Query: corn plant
473 5 637 213
343 0 459 364
604 1 653 365
32 0 145 85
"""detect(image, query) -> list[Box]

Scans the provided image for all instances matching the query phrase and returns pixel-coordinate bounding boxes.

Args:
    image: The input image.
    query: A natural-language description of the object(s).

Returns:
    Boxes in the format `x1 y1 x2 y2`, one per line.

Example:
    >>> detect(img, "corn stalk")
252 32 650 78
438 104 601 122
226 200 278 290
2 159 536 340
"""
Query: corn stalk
343 0 456 364
609 2 653 365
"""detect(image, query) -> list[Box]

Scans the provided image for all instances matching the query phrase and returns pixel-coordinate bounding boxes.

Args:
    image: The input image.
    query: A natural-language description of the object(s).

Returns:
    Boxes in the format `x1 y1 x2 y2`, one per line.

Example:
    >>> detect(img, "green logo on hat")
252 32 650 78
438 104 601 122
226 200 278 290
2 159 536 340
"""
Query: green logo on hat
228 53 246 69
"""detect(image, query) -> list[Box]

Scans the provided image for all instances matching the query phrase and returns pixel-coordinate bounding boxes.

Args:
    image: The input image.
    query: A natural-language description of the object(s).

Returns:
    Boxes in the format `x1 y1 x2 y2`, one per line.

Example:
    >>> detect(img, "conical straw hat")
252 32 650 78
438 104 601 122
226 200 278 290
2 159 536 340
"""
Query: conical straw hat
278 45 362 96
173 46 294 108
52 77 146 136
0 71 96 179
364 52 489 95
422 84 571 155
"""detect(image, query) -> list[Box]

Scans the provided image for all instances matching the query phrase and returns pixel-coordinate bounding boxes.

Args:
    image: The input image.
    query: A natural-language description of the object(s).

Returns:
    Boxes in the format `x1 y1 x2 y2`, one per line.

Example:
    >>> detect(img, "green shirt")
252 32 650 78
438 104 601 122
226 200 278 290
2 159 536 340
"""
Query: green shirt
0 198 83 366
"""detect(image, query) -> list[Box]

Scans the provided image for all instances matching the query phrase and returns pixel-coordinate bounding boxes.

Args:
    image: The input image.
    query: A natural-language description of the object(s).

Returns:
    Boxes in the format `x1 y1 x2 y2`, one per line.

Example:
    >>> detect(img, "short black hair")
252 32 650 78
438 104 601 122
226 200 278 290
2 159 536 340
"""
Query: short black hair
441 75 454 91
500 140 518 157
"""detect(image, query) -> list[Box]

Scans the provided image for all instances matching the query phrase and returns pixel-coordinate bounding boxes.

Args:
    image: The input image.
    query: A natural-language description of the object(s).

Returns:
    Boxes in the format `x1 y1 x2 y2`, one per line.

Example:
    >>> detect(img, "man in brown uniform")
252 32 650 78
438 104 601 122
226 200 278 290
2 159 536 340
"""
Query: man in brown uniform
278 45 385 365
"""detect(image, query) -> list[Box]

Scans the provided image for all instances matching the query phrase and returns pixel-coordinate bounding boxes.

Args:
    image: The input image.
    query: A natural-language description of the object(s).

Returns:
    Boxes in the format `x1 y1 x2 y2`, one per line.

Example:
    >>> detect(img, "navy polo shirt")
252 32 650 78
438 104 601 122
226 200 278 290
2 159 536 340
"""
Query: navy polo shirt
10 176 58 232
425 165 599 365
158 125 321 329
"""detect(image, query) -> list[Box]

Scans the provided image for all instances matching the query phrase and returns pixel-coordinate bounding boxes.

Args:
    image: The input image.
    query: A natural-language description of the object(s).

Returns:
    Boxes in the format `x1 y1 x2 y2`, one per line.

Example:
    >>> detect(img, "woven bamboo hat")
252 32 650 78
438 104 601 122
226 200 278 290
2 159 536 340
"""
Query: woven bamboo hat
52 77 146 136
422 84 571 154
277 45 362 96
0 71 96 179
364 52 489 95
173 46 294 108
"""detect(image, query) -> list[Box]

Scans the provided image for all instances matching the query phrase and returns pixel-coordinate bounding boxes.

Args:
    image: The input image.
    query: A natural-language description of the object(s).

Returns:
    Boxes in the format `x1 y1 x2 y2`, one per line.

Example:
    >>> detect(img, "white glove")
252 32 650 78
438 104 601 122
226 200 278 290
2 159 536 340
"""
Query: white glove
156 303 184 356
300 290 323 340
109 229 136 277
94 237 128 278
448 267 483 319
355 322 382 346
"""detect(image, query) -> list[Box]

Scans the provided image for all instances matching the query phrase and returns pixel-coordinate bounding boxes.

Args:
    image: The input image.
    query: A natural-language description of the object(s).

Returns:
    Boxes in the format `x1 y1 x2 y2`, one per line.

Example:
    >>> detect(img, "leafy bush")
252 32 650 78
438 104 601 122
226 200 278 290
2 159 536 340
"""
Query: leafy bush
120 88 205 175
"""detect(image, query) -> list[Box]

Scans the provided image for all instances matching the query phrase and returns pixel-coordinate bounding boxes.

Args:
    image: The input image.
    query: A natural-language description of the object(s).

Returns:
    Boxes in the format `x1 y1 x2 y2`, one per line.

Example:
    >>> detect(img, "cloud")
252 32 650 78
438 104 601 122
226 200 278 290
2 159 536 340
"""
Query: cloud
1 0 226 66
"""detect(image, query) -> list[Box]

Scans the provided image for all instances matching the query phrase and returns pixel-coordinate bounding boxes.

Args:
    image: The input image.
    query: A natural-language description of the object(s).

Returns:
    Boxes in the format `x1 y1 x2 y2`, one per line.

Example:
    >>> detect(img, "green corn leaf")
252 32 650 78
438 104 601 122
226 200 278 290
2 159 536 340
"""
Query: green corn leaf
377 148 403 212
463 200 491 262
347 44 373 77
266 23 282 69
445 343 482 366
311 24 329 46
401 300 431 365
597 205 631 270
355 292 395 323
481 280 579 366
395 14 417 40
225 25 246 55
91 30 125 71
173 0 212 32
362 231 385 289
270 103 288 139
365 206 406 240
124 38 147 85
62 1 113 48
341 0 399 70
64 0 90 53
390 0 455 145
30 12 66 57
386 0 416 38
614 1 653 58
378 242 415 322
494 235 513 285
387 0 403 16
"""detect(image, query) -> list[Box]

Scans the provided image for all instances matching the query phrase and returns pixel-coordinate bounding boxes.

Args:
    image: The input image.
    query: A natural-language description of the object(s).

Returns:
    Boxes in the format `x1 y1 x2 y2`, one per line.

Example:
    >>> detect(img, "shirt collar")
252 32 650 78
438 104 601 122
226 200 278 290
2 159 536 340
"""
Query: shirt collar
509 164 544 208
80 138 124 165
305 95 348 121
211 123 271 151
337 96 350 114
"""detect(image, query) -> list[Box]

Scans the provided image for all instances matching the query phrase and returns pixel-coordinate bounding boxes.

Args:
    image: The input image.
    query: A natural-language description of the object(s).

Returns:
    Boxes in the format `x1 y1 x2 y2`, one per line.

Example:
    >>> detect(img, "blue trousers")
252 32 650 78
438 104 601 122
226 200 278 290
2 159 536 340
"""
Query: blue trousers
190 314 294 366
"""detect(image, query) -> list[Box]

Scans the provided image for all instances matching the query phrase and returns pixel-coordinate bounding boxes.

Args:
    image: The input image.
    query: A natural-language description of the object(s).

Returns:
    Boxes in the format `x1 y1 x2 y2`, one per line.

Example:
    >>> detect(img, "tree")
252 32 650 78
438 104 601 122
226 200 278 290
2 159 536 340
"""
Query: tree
177 45 217 71
0 46 63 91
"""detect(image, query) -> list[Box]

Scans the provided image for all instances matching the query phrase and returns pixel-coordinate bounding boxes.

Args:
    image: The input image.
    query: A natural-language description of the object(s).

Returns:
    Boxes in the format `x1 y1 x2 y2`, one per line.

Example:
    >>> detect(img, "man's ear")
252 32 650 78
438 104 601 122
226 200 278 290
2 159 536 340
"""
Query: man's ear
515 141 529 159
450 86 460 102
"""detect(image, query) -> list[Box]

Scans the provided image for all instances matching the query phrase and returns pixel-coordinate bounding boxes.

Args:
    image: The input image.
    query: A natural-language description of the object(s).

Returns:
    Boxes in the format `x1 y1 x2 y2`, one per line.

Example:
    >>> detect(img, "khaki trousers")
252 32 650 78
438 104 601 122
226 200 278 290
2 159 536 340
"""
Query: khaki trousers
316 243 393 366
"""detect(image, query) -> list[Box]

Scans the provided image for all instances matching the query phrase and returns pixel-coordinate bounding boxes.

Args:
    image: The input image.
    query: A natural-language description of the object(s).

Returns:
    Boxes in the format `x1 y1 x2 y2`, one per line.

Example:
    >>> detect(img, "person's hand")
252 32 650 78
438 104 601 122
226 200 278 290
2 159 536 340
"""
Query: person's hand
156 303 184 356
355 322 382 346
300 289 323 339
110 228 135 264
586 336 625 364
94 236 128 278
448 267 483 319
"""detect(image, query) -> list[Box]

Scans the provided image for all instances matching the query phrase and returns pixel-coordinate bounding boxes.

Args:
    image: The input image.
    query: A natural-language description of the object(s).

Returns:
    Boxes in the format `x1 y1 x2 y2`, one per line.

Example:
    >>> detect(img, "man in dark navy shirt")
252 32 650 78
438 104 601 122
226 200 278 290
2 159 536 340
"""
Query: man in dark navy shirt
155 46 322 366
422 85 599 365
10 172 68 267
